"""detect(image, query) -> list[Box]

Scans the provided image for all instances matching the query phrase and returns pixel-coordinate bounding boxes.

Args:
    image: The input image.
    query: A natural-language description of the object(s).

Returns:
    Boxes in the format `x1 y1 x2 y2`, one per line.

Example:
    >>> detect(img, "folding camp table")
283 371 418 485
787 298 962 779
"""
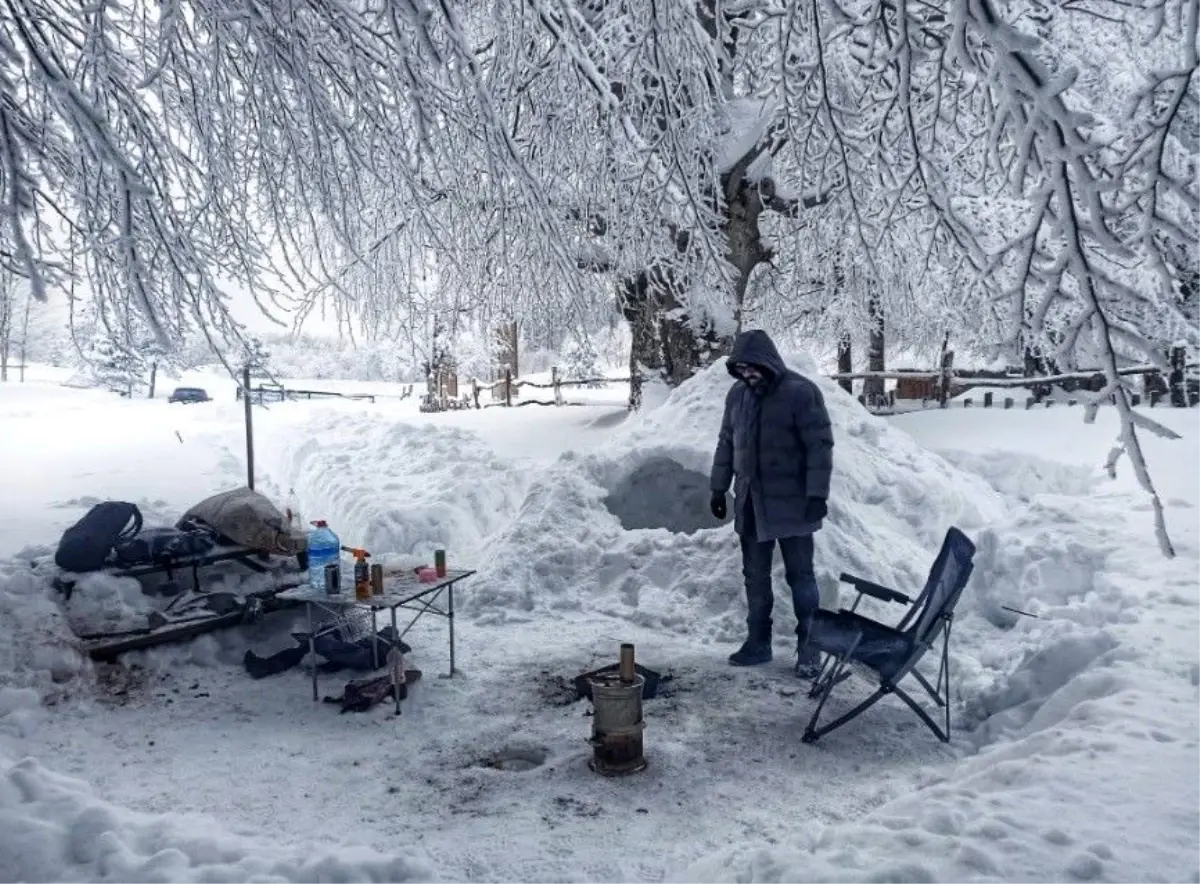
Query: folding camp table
276 568 475 714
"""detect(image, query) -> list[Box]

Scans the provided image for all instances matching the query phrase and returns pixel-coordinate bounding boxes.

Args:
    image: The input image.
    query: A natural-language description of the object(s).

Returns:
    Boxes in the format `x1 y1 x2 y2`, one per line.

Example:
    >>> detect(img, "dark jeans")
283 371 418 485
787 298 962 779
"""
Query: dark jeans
740 497 820 636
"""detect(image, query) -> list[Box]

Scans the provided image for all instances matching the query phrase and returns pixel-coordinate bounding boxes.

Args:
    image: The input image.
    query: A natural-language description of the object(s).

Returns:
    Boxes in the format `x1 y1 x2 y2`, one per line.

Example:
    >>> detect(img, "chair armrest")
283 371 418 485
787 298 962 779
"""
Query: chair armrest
838 572 911 605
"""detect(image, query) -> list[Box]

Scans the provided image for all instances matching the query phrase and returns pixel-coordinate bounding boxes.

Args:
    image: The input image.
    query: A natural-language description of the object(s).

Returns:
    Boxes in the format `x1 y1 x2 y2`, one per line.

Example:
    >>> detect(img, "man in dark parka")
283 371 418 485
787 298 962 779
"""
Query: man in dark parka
709 330 834 676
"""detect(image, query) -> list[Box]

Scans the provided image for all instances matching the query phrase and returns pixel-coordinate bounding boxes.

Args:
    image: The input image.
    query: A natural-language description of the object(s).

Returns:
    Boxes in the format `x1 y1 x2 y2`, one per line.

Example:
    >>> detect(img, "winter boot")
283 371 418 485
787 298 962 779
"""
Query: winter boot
794 615 822 679
729 619 773 666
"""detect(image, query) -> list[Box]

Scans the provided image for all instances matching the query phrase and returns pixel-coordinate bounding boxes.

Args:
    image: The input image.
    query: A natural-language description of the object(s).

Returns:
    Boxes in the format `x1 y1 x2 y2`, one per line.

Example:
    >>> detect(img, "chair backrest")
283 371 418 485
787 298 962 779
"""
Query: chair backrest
899 527 976 643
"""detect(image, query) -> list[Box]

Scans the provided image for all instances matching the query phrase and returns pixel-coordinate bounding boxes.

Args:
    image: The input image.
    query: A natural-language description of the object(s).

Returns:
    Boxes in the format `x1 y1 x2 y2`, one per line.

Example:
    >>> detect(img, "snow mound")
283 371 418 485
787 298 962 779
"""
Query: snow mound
0 558 90 720
963 627 1125 746
469 354 1012 640
260 411 527 557
0 751 434 882
936 449 1099 501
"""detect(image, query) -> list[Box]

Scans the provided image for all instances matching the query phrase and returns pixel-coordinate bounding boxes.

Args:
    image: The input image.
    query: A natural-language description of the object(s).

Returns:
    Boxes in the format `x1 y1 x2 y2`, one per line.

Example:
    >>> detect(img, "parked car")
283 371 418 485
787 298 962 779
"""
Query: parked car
168 386 211 404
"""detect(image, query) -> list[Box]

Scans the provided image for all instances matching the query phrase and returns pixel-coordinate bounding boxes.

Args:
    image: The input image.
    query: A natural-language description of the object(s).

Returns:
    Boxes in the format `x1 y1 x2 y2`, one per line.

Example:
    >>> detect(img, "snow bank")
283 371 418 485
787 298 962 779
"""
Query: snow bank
0 750 434 883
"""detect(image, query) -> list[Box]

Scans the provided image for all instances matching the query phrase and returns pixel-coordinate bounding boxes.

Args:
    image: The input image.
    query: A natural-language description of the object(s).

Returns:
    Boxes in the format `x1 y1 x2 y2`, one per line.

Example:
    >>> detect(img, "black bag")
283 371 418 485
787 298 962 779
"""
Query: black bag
113 527 216 568
54 502 143 573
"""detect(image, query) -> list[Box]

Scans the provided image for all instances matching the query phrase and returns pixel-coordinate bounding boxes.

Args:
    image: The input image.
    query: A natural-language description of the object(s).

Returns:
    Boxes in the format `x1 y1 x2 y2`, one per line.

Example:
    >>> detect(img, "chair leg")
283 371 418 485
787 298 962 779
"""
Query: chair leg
911 669 944 705
804 686 888 743
807 630 863 699
808 664 851 699
940 625 952 739
802 634 863 742
892 685 949 742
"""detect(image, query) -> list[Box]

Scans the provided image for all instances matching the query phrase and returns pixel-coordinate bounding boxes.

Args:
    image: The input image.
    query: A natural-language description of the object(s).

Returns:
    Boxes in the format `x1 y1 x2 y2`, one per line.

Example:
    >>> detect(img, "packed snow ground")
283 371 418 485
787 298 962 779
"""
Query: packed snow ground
0 360 1197 882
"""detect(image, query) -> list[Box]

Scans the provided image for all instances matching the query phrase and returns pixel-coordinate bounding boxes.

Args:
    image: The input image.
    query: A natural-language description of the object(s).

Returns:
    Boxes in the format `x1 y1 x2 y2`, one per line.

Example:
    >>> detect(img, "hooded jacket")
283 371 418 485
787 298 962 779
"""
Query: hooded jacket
710 330 834 541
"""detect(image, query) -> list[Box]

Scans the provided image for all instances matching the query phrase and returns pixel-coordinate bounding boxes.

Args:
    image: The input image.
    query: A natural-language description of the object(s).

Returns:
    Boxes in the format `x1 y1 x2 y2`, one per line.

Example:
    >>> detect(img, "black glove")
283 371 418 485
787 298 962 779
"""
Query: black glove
804 497 828 522
710 491 727 520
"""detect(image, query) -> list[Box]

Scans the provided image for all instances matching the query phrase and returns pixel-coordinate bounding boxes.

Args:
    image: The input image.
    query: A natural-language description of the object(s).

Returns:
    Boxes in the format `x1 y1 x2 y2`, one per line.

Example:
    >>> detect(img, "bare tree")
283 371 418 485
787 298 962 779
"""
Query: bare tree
0 0 540 369
0 270 12 380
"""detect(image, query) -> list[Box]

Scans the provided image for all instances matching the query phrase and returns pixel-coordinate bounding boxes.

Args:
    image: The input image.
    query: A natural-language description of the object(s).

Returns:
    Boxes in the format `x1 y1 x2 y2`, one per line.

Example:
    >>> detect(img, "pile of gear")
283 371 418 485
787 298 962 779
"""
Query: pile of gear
54 487 307 579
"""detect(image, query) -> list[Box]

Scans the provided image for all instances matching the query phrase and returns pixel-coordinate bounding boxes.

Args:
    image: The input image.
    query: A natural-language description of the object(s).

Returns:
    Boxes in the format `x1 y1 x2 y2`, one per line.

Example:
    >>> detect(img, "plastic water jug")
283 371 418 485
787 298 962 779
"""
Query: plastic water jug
307 521 341 590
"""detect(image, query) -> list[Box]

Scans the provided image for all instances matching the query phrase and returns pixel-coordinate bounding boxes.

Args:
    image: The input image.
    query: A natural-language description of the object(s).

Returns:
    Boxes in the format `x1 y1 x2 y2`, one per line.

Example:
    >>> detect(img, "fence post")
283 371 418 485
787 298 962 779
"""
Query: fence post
242 365 255 492
1168 346 1186 407
983 392 993 408
472 380 481 409
1004 396 1013 410
552 366 563 406
937 350 954 408
505 368 513 407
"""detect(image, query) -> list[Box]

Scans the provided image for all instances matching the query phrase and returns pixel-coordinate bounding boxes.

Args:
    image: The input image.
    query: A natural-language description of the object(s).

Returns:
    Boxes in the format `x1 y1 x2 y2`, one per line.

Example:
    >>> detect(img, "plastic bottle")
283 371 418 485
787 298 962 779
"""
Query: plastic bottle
284 489 304 532
307 521 340 590
352 549 371 601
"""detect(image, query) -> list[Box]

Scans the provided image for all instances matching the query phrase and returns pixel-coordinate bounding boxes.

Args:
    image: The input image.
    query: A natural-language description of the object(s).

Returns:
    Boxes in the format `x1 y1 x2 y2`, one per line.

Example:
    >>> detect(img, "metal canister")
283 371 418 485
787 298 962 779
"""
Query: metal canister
370 563 385 596
434 549 447 577
324 563 341 595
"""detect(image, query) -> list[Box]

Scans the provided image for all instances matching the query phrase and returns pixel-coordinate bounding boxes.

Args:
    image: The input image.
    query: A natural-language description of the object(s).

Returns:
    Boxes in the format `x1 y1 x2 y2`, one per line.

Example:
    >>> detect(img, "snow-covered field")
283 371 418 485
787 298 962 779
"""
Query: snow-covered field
1 359 1197 882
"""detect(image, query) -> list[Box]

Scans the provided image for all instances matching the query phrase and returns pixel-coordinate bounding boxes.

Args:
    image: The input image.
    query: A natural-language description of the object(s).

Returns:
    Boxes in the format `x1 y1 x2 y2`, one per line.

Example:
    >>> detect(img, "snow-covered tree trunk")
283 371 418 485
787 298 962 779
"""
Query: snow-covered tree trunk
0 273 11 381
619 265 729 388
494 322 519 379
864 292 886 401
17 289 30 381
837 335 853 395
725 170 777 333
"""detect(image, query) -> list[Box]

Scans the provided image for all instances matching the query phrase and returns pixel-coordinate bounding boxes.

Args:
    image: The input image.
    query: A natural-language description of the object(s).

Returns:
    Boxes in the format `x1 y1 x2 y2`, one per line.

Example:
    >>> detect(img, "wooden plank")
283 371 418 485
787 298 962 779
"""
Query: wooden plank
83 611 245 660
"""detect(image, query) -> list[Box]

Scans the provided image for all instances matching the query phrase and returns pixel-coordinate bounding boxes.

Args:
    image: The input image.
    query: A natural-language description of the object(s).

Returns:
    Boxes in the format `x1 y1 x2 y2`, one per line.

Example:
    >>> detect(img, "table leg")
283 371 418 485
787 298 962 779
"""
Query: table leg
308 602 318 702
391 606 400 715
448 582 456 677
372 610 380 671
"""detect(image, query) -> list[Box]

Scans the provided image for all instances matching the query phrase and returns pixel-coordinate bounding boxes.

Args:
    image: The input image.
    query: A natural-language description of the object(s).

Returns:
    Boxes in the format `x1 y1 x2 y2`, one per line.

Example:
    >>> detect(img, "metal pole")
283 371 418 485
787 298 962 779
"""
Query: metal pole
448 582 456 676
391 606 401 715
243 364 255 490
619 643 636 683
308 602 317 701
372 602 380 671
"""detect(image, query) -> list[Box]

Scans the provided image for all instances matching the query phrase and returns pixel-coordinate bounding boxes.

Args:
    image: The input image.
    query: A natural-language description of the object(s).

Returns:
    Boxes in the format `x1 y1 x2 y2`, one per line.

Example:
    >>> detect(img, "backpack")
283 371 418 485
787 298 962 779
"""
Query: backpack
54 502 143 573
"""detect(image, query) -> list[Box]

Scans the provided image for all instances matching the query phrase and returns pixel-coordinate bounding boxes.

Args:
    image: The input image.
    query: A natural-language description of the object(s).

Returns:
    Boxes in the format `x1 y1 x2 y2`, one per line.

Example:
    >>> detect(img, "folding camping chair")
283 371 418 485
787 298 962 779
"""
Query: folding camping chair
801 527 976 744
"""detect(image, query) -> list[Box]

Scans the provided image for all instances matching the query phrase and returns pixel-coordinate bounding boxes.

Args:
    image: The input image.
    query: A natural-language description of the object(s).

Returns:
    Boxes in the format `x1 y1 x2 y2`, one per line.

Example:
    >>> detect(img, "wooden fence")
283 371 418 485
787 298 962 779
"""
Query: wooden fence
236 383 414 405
232 351 1196 417
421 367 640 412
833 350 1198 413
